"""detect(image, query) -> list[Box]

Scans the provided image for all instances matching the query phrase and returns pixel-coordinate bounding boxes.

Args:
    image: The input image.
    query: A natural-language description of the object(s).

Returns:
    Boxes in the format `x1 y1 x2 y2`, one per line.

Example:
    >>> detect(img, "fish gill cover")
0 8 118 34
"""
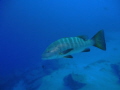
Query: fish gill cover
0 0 120 90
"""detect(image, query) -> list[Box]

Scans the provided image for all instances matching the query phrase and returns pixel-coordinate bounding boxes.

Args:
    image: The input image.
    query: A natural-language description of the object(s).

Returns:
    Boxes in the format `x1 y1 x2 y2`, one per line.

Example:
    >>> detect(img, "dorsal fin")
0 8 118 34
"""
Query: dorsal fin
77 35 88 41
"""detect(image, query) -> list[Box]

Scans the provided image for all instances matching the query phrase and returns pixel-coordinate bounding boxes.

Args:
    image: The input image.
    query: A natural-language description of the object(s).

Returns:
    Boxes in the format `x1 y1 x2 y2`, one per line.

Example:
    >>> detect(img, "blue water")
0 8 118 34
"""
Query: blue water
0 0 120 90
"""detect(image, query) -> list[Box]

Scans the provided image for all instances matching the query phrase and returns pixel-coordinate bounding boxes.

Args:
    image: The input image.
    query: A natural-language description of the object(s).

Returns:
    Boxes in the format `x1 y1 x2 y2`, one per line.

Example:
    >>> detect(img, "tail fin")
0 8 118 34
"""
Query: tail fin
92 30 106 50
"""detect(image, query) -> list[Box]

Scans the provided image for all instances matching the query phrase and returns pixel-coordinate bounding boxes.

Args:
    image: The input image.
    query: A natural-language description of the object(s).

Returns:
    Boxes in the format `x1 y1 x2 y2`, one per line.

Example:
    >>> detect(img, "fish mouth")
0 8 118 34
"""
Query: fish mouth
42 56 50 60
41 52 58 60
42 55 57 60
42 57 53 60
41 53 52 60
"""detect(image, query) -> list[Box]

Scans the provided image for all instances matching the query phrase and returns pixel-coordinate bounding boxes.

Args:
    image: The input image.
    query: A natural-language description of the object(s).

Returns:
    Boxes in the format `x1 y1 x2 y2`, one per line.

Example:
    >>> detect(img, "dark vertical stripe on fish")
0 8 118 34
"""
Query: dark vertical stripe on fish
73 37 78 48
77 38 81 47
68 38 72 48
80 39 84 46
71 37 76 48
63 38 69 50
58 39 63 51
69 37 74 48
65 38 71 48
75 37 79 48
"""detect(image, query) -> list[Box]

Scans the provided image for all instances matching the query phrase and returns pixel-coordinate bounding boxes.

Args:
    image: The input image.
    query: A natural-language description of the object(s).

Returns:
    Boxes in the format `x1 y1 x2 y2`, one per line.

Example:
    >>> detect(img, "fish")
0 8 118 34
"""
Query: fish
42 30 106 60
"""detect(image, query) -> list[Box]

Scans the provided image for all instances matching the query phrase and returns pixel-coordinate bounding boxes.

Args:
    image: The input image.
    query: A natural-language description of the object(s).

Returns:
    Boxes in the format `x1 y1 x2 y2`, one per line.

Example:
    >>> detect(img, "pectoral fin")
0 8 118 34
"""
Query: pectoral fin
82 48 90 52
64 55 73 58
60 48 73 55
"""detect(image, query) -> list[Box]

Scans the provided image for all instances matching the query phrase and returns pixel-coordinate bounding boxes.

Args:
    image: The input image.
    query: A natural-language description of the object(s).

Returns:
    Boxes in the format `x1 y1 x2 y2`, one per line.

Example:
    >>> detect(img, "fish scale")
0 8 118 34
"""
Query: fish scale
61 37 84 50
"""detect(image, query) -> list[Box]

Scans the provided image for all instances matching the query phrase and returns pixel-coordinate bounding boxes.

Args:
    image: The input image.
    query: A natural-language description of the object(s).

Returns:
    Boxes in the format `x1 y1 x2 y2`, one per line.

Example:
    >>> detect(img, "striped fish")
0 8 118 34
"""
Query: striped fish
42 30 106 60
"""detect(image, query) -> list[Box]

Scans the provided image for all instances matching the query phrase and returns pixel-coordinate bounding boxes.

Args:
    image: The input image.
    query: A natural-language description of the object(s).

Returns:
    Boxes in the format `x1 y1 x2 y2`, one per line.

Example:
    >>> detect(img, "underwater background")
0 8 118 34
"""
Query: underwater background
0 0 120 90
